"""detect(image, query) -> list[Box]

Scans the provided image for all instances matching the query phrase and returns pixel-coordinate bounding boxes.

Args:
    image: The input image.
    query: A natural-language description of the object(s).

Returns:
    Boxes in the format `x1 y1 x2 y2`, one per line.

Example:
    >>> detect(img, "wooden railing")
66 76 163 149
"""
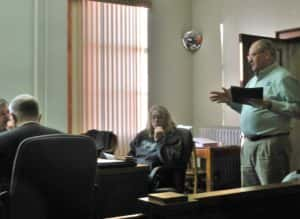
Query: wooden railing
138 181 300 219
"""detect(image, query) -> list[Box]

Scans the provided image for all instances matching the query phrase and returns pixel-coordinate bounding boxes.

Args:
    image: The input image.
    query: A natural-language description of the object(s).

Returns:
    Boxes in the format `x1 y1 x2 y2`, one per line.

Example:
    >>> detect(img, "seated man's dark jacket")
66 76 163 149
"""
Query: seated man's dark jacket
128 128 193 170
0 122 61 190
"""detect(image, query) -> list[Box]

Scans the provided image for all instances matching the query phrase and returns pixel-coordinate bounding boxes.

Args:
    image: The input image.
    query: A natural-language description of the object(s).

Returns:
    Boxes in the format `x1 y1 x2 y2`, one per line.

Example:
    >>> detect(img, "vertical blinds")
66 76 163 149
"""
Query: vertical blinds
80 1 148 155
89 0 151 8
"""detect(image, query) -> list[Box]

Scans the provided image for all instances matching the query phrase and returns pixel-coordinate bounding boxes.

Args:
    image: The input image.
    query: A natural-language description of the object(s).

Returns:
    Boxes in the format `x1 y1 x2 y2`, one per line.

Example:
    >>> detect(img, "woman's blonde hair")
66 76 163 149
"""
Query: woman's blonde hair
146 105 176 137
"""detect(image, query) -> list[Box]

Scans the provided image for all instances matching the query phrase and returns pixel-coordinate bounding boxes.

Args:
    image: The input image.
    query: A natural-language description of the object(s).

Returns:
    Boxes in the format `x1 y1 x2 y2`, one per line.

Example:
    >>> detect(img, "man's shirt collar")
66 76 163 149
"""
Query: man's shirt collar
255 62 278 80
17 121 39 127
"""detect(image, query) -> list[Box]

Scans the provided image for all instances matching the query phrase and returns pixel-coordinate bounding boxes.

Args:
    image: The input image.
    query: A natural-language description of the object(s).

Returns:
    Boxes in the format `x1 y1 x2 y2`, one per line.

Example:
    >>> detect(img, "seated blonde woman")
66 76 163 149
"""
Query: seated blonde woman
128 105 193 192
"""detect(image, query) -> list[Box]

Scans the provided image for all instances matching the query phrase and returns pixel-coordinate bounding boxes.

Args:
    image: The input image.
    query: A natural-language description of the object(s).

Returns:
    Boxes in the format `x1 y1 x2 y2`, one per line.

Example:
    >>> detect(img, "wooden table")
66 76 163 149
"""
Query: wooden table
95 163 149 218
195 145 241 192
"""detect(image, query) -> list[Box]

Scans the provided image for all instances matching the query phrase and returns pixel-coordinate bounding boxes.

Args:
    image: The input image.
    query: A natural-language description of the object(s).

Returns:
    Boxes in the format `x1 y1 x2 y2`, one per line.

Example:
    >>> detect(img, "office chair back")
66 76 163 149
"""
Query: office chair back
149 128 194 193
9 134 97 219
84 129 118 155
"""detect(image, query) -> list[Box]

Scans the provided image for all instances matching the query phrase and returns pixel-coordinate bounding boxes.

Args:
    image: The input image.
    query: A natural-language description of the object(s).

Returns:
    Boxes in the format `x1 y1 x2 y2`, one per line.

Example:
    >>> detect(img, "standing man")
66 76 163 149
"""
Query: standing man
0 94 62 190
210 39 300 187
0 98 9 132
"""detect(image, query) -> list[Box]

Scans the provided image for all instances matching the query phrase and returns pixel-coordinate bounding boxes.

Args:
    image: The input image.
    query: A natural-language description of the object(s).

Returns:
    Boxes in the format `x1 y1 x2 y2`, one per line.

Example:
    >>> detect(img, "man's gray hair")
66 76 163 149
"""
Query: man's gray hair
9 94 40 120
257 39 277 59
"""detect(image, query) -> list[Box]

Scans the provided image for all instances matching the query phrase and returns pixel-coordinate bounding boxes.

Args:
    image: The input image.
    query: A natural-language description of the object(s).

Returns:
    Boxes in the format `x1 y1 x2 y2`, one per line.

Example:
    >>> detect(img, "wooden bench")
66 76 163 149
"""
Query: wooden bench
138 181 300 219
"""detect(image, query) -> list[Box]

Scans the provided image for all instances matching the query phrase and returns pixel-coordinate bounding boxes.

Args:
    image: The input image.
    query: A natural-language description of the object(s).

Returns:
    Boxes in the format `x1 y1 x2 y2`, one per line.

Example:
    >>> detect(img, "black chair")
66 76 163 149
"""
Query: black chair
0 134 97 219
149 128 194 193
84 129 118 157
282 170 300 183
208 145 241 190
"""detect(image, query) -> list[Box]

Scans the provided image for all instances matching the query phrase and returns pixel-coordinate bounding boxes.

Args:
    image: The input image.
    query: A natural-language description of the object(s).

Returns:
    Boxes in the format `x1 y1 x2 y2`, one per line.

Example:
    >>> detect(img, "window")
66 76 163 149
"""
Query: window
68 0 149 155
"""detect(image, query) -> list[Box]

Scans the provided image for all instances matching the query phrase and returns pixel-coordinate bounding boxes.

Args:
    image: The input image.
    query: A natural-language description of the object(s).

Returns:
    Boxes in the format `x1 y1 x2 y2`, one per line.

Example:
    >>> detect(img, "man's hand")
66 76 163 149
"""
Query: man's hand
209 87 232 104
154 126 165 142
246 98 272 109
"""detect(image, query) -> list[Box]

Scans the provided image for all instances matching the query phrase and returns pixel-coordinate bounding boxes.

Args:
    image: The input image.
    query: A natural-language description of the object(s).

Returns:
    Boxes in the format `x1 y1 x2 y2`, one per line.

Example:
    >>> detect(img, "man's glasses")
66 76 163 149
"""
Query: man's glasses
247 49 265 59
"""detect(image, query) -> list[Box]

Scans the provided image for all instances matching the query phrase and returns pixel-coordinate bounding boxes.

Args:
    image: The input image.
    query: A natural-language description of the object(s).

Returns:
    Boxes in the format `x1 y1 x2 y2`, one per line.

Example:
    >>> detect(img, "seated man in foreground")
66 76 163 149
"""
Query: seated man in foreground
0 94 62 190
128 105 193 192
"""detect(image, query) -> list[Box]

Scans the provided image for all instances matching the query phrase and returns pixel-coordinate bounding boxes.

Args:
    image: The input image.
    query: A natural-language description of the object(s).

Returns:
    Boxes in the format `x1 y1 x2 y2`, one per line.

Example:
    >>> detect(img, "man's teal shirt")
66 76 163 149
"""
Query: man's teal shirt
230 63 300 136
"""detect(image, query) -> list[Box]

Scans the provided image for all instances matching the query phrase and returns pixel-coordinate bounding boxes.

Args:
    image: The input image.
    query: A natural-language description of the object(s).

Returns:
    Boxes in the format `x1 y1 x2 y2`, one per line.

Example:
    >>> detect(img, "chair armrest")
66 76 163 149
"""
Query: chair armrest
148 166 177 193
0 190 9 219
148 166 162 191
0 191 8 198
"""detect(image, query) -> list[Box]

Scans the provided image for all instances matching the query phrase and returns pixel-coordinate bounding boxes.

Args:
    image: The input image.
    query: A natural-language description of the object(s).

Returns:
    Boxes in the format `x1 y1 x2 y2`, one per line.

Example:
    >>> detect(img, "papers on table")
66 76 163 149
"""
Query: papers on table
193 137 219 147
102 152 116 160
177 124 193 130
97 158 124 163
97 158 137 168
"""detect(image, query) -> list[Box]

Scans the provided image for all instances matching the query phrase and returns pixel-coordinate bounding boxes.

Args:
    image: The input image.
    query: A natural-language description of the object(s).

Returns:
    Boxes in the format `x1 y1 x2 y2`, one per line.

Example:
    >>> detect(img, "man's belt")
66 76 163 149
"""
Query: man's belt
245 132 289 141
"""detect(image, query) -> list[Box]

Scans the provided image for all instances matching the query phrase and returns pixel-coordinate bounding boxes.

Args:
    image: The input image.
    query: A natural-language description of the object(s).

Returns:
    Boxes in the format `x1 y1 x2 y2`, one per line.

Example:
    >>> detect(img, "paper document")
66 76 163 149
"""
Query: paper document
193 137 218 147
97 158 124 163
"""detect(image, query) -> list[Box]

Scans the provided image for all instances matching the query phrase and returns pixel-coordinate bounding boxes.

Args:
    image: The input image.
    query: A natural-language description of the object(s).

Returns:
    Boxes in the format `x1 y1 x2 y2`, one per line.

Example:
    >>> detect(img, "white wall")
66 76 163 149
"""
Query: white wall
42 0 67 131
192 0 225 130
149 0 193 126
0 1 34 99
0 0 67 132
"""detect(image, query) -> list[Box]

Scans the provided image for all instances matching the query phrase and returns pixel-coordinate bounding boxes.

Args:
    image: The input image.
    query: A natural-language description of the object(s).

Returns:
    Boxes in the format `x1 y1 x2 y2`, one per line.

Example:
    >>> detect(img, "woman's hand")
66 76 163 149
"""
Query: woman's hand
154 126 165 142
